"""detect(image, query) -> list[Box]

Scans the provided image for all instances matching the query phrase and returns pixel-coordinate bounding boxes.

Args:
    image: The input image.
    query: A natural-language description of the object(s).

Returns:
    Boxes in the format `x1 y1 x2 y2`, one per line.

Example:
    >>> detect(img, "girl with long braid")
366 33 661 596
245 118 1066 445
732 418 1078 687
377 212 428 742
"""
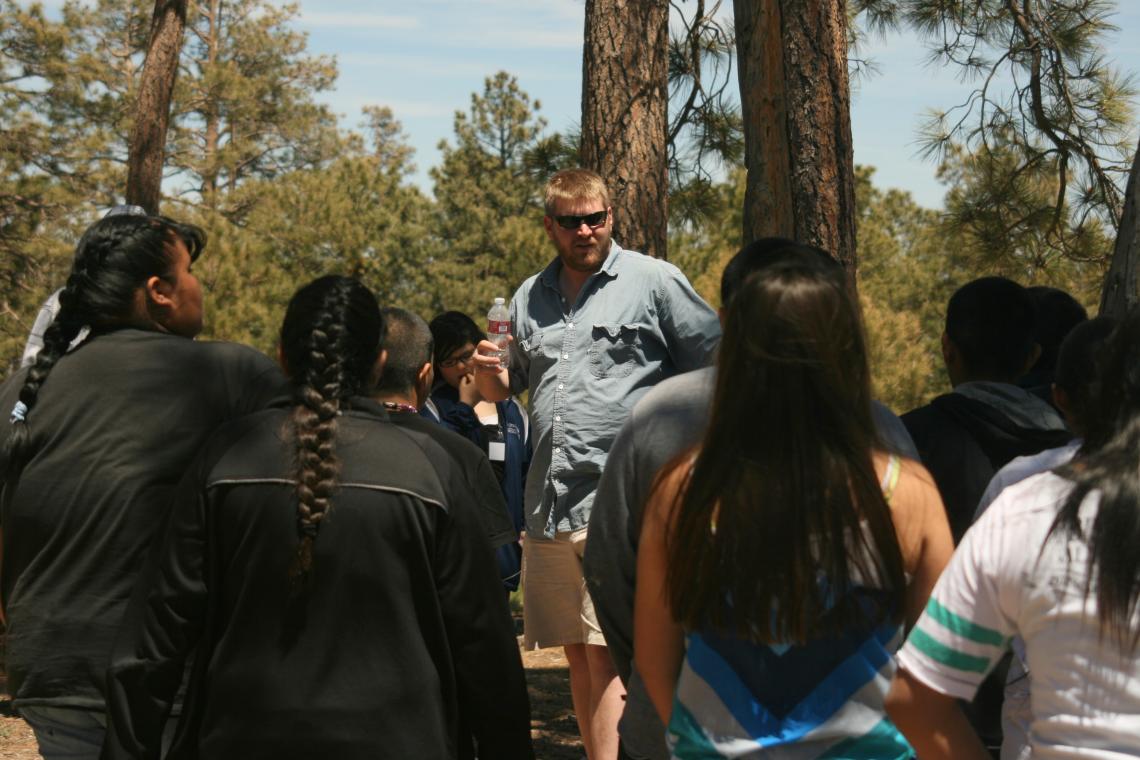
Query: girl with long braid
0 212 284 759
103 276 533 760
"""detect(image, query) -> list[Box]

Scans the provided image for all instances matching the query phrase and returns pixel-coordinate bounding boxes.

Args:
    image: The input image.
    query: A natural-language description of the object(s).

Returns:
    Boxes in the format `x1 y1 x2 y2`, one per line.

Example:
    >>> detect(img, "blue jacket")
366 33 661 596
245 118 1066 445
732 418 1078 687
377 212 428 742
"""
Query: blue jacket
429 386 531 590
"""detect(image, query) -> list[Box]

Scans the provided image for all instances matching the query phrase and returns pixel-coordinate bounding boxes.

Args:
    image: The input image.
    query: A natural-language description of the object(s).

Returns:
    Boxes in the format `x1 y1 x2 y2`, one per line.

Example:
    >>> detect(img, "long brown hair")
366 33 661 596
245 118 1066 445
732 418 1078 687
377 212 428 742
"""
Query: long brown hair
664 258 905 644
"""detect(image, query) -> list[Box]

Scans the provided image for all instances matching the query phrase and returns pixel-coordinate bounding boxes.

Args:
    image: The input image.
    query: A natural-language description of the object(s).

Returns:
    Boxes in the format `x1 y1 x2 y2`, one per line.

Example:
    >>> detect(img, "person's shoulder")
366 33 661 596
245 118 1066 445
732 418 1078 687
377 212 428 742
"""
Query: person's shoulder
887 455 941 505
314 413 459 511
985 469 1072 522
503 396 526 418
872 400 920 459
146 335 279 379
198 407 291 483
615 368 713 464
191 338 277 368
515 271 541 293
377 419 471 506
900 395 949 425
191 340 287 406
992 442 1079 489
899 394 961 444
512 264 551 301
877 454 950 551
390 411 485 462
632 366 714 418
613 246 684 279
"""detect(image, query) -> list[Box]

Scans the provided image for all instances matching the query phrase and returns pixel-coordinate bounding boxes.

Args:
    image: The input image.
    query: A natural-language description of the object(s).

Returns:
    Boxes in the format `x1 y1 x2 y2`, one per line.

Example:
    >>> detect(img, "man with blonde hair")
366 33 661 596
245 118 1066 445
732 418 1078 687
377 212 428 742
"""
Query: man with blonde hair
475 168 720 758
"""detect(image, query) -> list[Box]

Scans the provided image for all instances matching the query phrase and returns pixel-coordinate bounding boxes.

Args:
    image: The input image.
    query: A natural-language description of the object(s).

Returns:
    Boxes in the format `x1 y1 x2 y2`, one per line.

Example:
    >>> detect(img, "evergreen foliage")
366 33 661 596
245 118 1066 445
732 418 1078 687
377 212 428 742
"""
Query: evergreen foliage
857 0 1135 264
0 0 1123 414
429 72 572 321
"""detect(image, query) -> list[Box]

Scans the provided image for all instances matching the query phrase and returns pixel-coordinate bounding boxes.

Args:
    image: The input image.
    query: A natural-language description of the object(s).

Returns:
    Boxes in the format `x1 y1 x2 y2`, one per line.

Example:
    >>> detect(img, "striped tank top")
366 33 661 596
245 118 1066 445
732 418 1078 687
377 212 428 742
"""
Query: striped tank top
666 455 914 759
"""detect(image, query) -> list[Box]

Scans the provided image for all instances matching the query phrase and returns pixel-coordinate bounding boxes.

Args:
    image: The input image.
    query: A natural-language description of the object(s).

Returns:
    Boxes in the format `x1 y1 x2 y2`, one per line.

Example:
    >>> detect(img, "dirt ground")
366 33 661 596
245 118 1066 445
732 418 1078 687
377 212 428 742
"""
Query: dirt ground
521 644 583 759
0 701 37 760
0 639 581 759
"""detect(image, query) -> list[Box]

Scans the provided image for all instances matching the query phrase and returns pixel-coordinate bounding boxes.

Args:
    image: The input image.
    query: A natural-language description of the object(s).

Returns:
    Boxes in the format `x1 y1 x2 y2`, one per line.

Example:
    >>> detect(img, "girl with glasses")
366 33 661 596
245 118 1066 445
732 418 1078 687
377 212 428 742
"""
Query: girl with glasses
429 311 530 593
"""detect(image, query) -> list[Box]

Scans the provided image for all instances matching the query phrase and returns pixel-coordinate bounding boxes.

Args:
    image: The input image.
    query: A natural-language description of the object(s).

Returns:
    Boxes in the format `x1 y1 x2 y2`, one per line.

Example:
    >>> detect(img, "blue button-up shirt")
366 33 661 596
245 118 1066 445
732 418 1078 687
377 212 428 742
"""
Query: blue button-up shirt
508 242 721 538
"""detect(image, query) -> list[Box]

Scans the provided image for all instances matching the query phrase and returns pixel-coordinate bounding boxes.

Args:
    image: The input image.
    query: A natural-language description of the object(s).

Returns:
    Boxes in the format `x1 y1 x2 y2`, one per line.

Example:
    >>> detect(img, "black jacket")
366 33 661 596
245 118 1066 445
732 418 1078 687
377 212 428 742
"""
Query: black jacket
903 383 1071 542
0 328 286 711
384 406 516 551
102 399 532 760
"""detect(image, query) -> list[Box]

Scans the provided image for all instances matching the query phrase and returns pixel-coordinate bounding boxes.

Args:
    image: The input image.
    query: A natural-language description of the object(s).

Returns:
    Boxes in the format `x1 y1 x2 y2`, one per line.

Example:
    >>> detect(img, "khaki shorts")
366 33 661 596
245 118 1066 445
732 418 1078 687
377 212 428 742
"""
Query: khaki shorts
522 527 607 650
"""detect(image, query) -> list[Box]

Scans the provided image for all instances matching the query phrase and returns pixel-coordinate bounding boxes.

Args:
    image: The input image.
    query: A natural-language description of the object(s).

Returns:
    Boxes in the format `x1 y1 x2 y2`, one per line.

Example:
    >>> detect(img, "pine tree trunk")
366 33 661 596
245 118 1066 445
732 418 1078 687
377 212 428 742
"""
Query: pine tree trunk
581 0 669 258
203 0 221 208
734 0 858 276
1100 138 1140 317
125 0 188 214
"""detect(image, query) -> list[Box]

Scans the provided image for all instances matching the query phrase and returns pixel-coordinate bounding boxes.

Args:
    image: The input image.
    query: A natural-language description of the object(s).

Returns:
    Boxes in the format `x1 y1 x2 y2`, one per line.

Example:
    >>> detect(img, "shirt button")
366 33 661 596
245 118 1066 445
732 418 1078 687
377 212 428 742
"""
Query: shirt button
555 415 561 422
562 353 569 359
554 446 561 454
568 322 574 329
558 383 564 390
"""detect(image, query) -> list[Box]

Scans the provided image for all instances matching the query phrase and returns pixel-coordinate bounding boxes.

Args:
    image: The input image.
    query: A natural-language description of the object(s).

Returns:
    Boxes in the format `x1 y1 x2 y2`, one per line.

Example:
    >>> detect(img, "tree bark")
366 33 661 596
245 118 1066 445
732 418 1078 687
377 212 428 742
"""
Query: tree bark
581 0 669 258
734 0 858 277
1099 138 1140 317
125 0 189 214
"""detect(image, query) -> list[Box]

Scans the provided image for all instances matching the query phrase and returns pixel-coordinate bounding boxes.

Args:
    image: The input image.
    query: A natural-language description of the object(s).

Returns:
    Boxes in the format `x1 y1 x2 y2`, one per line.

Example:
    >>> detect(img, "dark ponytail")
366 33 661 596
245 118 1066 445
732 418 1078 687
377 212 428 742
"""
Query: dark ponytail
279 276 384 588
5 213 205 487
1053 308 1140 650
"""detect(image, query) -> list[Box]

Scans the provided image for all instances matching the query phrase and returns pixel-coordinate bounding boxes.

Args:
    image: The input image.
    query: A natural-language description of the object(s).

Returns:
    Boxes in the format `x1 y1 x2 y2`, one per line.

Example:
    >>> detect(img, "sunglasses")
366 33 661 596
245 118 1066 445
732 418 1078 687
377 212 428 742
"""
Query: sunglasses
553 210 608 230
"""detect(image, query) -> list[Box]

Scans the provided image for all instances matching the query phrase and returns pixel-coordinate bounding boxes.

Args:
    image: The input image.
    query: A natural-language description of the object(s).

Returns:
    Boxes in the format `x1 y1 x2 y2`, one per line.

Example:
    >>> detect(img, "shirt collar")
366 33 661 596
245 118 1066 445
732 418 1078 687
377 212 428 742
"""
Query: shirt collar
342 396 392 420
538 240 624 294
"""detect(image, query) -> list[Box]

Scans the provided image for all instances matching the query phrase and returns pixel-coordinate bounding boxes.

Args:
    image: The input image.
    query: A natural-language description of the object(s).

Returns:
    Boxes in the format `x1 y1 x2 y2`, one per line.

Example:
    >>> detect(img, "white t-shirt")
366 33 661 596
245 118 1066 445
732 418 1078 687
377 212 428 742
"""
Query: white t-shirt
973 441 1081 760
974 440 1081 520
898 472 1140 759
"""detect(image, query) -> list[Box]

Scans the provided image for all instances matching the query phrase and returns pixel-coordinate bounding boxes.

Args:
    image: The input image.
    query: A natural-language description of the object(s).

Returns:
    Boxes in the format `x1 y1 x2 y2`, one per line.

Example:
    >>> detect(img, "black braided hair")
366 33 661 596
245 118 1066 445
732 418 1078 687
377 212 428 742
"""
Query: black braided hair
279 276 384 588
4 213 205 488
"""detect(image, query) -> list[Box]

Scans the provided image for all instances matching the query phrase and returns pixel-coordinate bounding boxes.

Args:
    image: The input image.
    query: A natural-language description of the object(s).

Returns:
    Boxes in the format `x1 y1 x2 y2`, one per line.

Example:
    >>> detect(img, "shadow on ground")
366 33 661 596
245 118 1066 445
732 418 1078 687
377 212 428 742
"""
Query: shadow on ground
526 665 582 760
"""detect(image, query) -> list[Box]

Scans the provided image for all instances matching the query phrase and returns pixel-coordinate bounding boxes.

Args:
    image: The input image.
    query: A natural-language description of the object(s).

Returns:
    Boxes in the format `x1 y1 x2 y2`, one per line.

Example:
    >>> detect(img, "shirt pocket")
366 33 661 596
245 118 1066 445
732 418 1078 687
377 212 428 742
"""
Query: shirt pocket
519 331 546 359
588 323 641 379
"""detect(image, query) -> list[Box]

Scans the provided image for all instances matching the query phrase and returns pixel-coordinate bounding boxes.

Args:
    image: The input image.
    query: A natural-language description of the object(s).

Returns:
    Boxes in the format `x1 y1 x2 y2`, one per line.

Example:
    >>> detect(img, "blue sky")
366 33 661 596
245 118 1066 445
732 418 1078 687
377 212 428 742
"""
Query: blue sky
295 1 1140 211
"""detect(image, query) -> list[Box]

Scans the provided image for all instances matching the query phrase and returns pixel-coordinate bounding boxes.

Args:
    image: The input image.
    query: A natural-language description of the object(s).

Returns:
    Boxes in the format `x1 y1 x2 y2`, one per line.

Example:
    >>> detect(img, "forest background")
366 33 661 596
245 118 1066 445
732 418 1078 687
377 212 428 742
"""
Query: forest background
1 0 1136 413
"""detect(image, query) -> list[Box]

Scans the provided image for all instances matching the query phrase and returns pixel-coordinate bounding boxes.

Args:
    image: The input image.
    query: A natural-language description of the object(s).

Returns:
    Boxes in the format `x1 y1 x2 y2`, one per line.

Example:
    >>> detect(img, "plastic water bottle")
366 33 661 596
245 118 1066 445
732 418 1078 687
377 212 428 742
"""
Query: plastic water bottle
486 297 510 361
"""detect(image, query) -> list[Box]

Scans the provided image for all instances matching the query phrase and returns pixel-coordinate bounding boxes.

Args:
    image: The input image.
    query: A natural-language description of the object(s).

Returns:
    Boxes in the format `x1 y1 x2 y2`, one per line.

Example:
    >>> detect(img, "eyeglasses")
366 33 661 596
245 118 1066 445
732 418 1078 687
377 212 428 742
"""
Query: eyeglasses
553 210 608 230
439 349 476 369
